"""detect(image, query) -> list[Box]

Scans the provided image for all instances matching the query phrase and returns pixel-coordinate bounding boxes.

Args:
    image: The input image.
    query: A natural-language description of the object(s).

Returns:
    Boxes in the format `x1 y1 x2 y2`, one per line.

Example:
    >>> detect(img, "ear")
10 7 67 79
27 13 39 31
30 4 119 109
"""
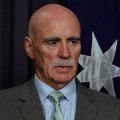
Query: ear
24 37 34 59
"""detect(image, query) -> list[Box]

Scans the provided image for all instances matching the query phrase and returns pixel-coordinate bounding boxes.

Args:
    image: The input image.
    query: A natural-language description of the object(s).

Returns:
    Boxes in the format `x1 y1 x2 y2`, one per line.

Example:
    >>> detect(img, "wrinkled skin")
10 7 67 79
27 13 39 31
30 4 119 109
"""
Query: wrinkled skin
24 4 81 89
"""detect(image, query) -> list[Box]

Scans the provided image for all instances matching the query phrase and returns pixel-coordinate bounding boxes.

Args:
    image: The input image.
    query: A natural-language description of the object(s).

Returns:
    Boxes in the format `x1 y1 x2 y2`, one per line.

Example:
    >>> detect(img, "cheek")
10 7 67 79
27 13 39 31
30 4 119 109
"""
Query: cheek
72 47 81 63
33 46 47 72
40 53 56 72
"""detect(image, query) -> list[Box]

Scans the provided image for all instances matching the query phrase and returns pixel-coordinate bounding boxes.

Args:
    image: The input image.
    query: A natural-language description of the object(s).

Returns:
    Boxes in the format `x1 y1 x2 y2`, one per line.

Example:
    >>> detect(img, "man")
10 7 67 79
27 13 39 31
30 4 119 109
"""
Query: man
0 3 120 120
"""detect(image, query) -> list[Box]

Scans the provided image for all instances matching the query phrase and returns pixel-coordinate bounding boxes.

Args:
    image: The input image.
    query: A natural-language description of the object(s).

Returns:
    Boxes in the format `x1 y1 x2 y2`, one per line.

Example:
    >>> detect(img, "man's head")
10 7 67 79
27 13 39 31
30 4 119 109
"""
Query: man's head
24 4 81 89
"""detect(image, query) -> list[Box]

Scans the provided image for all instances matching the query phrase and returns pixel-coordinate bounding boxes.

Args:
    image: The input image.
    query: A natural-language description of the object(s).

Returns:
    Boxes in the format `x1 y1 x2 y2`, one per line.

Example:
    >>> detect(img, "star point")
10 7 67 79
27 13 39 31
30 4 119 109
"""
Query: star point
77 32 120 96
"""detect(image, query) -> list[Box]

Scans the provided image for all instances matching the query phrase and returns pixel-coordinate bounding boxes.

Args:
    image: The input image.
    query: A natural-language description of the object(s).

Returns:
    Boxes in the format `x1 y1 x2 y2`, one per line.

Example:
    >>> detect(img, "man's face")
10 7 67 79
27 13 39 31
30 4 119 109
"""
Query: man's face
31 16 81 89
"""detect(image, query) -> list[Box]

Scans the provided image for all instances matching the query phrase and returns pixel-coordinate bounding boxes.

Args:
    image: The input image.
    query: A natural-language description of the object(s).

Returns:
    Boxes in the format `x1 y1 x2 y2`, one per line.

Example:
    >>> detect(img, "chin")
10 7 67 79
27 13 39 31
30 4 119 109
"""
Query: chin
50 71 76 83
54 75 73 83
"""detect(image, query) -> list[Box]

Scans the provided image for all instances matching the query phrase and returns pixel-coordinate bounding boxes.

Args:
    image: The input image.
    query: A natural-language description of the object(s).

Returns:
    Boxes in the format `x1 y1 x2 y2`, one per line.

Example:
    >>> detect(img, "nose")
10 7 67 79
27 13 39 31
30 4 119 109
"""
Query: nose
58 41 70 59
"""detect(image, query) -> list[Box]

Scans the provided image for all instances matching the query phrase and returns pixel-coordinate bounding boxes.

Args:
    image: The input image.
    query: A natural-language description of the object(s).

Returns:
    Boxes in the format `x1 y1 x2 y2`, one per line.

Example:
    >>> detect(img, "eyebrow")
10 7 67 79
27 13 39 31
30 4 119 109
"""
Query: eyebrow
44 37 61 42
67 36 81 41
44 36 81 42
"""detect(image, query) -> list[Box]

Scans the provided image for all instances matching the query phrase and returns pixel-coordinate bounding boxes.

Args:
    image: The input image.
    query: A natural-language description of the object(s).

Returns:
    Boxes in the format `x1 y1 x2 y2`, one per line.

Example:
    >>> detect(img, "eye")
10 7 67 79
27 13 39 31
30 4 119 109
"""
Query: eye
68 38 80 46
47 40 59 45
44 37 60 47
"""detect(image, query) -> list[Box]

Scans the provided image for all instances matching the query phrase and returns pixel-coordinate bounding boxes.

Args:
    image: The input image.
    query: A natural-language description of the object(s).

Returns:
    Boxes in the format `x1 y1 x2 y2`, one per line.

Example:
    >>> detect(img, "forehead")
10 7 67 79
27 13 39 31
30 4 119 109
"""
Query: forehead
35 14 80 39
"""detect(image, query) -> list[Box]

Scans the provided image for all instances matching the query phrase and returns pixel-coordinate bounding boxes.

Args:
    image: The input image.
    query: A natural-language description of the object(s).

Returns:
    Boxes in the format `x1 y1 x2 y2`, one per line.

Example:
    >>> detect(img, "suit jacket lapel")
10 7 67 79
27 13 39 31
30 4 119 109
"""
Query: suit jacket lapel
75 79 99 120
17 79 45 120
17 78 99 120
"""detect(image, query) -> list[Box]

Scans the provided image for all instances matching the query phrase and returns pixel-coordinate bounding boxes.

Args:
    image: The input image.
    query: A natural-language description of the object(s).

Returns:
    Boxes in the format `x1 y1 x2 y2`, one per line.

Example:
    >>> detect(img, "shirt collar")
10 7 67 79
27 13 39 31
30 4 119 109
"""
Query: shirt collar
34 74 76 106
34 75 54 104
59 78 76 105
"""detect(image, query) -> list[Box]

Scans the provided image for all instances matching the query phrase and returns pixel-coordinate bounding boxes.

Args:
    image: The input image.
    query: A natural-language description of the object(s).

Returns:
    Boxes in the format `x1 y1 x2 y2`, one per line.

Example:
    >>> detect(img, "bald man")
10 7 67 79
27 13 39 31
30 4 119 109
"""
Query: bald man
0 4 120 120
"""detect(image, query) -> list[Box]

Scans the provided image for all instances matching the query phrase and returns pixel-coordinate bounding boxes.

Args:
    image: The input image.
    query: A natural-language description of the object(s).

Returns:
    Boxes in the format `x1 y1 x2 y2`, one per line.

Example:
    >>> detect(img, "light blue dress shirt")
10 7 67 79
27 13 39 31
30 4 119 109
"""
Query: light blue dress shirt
34 75 77 120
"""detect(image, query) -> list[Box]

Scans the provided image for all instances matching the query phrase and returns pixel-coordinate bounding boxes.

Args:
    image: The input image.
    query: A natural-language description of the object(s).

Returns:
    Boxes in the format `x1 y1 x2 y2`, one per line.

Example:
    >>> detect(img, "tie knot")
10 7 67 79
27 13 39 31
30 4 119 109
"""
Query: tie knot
48 90 65 103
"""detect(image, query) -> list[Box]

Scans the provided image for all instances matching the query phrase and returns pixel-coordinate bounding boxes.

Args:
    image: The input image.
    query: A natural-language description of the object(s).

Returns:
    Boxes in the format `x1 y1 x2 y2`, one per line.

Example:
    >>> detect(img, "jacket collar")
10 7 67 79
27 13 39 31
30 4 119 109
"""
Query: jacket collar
17 79 45 120
75 78 99 120
17 78 99 120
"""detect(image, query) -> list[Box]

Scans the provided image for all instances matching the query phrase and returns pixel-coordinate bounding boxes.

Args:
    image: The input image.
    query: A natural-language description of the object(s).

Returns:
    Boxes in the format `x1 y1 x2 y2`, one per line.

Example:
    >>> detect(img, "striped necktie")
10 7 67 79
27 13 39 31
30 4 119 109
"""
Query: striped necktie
48 90 65 120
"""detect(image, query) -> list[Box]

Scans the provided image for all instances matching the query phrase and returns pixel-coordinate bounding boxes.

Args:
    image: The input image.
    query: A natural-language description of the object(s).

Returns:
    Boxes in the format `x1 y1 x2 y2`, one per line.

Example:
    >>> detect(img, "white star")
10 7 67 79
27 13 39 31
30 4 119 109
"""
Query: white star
77 32 120 96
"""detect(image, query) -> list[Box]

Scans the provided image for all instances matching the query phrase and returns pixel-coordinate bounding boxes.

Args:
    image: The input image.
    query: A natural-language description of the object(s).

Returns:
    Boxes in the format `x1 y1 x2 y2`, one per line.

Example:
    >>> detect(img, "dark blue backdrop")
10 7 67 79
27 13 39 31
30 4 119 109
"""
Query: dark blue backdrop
0 0 120 98
65 0 120 98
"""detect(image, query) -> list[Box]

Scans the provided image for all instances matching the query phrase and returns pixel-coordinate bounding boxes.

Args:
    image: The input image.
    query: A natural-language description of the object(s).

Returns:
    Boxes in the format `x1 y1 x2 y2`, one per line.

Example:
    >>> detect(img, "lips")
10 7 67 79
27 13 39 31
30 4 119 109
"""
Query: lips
54 66 72 73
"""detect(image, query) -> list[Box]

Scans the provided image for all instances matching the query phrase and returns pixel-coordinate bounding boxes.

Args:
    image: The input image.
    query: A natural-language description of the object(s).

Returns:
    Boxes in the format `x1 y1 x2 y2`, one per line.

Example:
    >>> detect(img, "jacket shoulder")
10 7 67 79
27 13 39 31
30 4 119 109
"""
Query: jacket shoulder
0 85 21 103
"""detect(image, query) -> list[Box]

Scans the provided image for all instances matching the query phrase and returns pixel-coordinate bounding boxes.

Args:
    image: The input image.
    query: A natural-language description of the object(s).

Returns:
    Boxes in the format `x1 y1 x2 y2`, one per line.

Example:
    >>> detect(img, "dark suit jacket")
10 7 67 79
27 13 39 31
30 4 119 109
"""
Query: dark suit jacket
0 79 120 120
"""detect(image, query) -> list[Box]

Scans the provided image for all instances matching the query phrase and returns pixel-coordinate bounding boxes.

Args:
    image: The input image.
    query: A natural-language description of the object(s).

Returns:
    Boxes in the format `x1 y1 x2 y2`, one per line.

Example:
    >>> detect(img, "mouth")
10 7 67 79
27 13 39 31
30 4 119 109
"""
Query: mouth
54 66 72 73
